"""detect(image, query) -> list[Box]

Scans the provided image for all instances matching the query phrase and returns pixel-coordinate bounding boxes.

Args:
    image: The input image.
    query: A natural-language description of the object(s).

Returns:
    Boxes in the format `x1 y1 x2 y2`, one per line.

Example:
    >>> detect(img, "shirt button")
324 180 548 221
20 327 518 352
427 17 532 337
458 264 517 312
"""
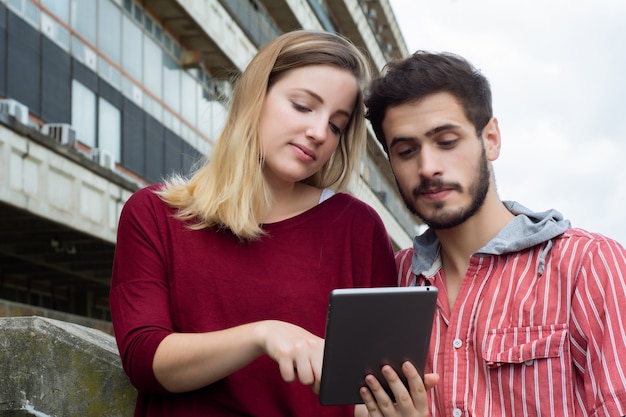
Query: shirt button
452 408 462 417
453 338 463 349
524 359 534 366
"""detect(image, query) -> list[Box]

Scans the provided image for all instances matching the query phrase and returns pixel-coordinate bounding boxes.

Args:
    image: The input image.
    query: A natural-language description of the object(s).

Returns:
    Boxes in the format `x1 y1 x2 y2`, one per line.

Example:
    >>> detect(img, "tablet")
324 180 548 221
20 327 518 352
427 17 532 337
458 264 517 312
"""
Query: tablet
319 286 438 406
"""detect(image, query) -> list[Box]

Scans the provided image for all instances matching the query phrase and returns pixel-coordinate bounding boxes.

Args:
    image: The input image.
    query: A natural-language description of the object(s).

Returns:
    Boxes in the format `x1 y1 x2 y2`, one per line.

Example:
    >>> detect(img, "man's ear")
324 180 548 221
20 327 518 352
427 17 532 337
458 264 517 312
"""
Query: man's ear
482 117 501 162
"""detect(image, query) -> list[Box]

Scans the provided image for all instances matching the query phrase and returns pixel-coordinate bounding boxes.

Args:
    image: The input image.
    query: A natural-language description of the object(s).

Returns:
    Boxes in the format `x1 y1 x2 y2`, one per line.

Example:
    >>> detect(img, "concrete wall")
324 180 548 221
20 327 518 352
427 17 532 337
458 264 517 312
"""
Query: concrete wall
0 300 114 335
0 316 135 416
0 299 113 335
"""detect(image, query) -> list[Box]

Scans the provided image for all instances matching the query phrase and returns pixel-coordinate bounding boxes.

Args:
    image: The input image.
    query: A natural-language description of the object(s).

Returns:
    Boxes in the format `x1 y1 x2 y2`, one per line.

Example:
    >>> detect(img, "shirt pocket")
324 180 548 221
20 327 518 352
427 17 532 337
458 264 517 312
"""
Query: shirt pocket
482 323 568 367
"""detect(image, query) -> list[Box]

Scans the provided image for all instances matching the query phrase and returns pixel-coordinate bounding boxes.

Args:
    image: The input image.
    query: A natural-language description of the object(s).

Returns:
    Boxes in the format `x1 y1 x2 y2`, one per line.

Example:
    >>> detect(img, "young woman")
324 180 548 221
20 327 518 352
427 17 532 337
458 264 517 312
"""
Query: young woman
109 30 398 416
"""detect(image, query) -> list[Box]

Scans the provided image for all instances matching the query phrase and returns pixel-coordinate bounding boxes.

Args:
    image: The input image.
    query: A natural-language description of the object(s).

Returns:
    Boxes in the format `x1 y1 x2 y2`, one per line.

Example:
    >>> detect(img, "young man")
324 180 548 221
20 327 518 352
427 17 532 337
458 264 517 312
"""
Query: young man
361 51 626 416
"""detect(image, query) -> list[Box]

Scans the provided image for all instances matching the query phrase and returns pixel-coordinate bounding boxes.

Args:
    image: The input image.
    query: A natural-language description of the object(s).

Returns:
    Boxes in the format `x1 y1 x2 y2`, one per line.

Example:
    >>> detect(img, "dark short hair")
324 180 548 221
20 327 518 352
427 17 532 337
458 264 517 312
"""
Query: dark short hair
365 51 493 151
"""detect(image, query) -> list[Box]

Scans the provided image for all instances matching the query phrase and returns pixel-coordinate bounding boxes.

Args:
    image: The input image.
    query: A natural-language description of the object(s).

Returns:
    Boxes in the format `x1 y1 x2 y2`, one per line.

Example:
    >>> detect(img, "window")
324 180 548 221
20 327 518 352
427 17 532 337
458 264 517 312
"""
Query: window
71 0 96 45
180 71 197 127
98 97 121 162
98 0 122 65
143 34 162 99
122 14 142 82
41 0 69 23
163 54 180 114
71 80 96 147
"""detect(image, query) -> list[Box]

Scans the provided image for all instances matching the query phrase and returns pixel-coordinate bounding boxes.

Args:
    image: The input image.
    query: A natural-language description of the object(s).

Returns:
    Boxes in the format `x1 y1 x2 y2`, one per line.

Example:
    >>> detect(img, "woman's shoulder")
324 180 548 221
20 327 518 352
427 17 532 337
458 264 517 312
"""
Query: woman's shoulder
327 192 386 222
122 183 169 214
333 191 380 210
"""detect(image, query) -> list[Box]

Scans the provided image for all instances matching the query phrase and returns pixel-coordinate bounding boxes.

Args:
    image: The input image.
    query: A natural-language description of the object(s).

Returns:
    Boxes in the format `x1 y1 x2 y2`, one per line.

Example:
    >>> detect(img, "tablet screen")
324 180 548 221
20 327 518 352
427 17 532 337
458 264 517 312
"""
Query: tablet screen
319 286 437 406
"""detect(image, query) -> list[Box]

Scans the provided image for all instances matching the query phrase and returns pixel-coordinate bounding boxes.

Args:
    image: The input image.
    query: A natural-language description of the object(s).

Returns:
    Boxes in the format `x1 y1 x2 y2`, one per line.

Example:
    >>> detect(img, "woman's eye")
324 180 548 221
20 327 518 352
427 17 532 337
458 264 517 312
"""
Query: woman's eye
293 103 310 112
329 122 341 136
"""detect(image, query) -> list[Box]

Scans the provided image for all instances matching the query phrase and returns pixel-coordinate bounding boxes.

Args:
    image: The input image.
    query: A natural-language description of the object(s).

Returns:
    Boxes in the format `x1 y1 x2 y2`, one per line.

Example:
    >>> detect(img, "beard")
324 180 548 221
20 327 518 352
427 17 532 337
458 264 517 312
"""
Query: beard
402 146 491 230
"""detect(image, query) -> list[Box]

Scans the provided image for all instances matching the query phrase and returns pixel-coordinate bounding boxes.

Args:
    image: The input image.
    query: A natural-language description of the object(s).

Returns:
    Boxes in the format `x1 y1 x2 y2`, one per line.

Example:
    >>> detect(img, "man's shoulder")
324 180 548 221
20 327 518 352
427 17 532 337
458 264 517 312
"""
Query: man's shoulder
394 247 414 281
395 247 414 260
556 227 625 252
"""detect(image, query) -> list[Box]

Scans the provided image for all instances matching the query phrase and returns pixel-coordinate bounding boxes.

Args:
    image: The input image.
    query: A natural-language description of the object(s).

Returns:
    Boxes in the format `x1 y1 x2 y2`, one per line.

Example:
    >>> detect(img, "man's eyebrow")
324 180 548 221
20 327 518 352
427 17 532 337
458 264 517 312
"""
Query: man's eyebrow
388 123 462 148
388 136 416 148
299 88 352 118
425 123 460 137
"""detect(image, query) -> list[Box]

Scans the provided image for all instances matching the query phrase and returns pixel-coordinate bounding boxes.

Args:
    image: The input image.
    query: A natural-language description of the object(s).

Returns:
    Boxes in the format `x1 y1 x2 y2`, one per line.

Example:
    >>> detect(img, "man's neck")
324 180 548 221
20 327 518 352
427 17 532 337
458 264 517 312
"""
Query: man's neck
435 196 514 309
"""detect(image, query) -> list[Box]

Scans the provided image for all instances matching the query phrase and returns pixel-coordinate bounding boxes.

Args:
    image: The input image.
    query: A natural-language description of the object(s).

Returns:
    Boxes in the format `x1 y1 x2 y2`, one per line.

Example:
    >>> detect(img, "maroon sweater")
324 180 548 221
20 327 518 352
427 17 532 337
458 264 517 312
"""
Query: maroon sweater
110 185 397 416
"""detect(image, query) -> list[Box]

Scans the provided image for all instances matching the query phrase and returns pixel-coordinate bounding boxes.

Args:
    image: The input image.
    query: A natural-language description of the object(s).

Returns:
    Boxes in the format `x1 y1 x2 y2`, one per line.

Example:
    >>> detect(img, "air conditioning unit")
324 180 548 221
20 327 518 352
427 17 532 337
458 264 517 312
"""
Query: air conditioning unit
91 148 116 170
0 99 29 125
41 123 76 146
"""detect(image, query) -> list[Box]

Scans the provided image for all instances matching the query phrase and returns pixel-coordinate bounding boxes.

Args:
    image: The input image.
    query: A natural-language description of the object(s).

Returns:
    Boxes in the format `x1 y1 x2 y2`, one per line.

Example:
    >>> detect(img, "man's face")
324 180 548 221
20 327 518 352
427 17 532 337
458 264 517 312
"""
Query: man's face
382 92 492 230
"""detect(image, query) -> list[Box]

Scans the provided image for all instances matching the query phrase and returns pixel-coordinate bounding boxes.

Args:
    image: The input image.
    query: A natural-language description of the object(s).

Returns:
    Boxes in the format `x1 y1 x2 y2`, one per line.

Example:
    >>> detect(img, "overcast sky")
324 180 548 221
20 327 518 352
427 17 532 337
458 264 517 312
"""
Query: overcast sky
387 0 626 245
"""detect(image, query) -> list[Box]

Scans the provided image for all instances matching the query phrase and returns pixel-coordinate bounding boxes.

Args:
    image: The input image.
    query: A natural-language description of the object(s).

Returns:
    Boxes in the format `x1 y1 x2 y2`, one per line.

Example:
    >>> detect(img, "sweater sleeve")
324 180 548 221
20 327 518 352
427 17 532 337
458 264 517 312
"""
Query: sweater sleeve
109 186 173 394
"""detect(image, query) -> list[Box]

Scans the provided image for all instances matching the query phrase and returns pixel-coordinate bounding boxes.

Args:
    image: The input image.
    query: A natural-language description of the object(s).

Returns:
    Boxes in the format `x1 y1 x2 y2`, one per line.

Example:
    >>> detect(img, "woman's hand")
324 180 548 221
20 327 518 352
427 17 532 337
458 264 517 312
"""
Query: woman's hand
257 320 325 393
354 361 439 417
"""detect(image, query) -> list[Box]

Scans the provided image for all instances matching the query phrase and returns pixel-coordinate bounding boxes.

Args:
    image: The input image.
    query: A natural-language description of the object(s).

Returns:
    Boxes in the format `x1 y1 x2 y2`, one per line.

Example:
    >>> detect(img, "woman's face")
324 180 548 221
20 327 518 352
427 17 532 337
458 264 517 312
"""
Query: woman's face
257 65 358 188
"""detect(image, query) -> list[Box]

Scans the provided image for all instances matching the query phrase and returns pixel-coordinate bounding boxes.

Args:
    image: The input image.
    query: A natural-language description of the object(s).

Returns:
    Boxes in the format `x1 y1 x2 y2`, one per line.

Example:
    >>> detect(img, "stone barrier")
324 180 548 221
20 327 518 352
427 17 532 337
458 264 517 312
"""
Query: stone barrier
0 316 135 416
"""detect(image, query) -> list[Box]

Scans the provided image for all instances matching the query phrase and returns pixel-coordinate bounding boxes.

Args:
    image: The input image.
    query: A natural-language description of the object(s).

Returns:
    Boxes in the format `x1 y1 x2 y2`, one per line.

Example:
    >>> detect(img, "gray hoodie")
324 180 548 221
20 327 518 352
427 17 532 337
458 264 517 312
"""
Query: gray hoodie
411 201 572 277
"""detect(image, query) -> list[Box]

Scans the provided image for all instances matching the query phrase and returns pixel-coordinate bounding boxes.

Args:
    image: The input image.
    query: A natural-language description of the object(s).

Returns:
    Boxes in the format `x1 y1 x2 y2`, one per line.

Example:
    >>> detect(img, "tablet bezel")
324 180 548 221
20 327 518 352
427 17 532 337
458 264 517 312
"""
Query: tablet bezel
319 286 438 406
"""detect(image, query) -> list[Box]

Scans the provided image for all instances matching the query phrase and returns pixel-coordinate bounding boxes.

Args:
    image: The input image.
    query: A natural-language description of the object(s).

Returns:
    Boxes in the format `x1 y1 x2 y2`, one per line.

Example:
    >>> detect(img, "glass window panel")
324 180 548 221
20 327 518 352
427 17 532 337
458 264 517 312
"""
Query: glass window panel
41 0 69 23
163 54 180 114
71 80 96 147
24 0 39 25
170 116 181 136
163 33 172 51
144 14 153 33
99 56 122 88
122 14 142 82
197 89 227 142
98 97 121 162
122 76 143 107
7 0 21 12
144 95 163 122
154 25 163 43
180 71 197 126
71 0 97 45
123 0 132 13
143 34 162 99
98 0 121 65
133 4 142 23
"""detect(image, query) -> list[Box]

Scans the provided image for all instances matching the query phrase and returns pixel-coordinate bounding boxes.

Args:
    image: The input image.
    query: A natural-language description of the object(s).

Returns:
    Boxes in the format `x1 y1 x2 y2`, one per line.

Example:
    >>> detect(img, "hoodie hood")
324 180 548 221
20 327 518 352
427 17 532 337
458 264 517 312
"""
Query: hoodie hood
412 200 571 277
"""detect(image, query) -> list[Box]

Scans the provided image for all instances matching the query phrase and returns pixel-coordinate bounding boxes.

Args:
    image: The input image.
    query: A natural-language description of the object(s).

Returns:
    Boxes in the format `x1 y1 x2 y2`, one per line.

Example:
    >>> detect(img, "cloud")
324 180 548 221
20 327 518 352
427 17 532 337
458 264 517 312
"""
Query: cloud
389 0 626 244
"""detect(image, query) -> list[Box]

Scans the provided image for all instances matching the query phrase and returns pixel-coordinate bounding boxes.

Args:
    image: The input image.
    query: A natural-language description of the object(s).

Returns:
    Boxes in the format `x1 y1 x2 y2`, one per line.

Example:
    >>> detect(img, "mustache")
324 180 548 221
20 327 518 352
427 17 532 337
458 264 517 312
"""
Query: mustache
412 178 462 197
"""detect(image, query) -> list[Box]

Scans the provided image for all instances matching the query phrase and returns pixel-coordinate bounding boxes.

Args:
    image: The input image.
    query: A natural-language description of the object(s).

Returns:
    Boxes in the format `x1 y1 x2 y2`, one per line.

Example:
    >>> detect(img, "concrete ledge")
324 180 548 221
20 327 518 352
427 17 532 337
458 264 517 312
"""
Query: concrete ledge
0 300 114 335
0 316 135 416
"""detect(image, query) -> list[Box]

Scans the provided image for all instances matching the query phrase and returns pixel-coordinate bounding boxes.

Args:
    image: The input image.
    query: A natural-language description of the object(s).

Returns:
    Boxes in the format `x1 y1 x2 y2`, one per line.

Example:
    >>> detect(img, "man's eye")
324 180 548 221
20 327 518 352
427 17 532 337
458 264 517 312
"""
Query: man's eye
438 139 458 148
397 147 416 157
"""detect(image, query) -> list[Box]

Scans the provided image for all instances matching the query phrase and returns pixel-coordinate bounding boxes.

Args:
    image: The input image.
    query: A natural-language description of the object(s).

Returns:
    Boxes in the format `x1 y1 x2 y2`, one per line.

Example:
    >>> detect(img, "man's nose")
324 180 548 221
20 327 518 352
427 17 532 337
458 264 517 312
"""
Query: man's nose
418 146 443 178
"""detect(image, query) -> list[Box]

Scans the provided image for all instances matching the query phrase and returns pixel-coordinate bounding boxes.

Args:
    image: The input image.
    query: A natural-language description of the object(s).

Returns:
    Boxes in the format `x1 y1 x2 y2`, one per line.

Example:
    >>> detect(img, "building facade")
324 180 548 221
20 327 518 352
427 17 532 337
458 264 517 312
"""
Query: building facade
0 0 419 325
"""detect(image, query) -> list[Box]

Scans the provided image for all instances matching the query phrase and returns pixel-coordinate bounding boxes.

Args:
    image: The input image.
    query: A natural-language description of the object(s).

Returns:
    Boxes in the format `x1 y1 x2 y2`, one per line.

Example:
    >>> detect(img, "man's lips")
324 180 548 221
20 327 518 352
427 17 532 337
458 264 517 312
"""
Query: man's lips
419 188 453 200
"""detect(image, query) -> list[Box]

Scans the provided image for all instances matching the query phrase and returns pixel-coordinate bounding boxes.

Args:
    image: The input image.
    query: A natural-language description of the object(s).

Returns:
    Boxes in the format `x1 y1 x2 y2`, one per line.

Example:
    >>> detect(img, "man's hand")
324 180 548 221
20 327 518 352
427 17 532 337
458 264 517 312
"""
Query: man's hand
354 361 439 417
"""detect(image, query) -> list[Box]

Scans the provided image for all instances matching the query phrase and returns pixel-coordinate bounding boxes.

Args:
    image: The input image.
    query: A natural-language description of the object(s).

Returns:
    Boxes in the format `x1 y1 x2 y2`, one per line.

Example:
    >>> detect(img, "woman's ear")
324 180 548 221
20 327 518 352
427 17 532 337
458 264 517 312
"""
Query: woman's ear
482 117 501 162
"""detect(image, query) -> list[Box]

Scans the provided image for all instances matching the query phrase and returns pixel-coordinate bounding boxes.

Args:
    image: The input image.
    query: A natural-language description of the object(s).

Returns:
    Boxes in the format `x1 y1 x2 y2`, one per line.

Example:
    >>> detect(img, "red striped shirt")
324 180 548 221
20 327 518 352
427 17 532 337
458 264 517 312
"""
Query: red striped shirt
396 228 626 416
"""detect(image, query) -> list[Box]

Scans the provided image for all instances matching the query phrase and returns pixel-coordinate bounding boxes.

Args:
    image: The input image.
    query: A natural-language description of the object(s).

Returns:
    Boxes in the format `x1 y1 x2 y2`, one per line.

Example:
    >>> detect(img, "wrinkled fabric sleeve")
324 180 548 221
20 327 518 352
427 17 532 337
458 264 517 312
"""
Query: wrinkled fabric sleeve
109 187 173 394
570 236 626 416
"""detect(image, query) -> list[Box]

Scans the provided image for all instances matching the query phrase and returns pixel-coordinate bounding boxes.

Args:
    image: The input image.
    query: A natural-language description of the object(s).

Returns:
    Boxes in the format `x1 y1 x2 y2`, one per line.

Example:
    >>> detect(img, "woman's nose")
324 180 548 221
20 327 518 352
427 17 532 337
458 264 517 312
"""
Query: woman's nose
306 117 330 142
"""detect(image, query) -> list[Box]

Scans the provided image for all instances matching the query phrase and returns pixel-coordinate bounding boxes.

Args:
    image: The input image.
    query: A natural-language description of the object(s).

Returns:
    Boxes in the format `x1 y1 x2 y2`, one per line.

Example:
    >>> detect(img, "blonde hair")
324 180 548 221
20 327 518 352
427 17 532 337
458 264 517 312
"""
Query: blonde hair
158 30 371 240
